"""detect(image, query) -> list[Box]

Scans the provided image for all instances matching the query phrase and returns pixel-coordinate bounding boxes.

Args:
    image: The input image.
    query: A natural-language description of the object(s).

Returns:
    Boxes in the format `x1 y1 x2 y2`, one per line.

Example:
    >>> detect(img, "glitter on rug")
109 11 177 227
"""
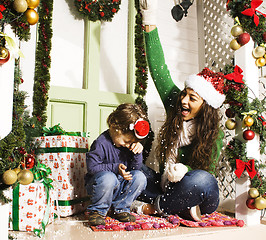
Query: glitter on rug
89 212 180 231
176 211 245 228
88 211 244 231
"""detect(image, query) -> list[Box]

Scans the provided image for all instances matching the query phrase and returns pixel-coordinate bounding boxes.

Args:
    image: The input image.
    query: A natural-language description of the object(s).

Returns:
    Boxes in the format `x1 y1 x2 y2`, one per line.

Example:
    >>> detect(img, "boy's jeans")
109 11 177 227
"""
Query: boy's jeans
86 170 147 216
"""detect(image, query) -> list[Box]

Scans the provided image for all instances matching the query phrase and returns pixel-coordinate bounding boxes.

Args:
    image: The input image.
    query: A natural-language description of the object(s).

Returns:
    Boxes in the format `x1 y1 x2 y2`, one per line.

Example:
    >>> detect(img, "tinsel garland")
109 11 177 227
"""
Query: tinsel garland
227 0 266 45
0 0 30 41
134 0 154 162
223 64 266 196
74 0 121 22
32 0 53 131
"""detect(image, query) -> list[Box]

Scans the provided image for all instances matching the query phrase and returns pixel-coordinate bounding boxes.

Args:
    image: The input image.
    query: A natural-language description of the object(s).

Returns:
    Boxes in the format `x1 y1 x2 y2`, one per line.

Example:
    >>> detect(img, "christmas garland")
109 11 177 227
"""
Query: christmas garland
32 0 53 131
134 0 154 162
227 0 266 46
0 0 32 41
222 64 266 197
74 0 121 22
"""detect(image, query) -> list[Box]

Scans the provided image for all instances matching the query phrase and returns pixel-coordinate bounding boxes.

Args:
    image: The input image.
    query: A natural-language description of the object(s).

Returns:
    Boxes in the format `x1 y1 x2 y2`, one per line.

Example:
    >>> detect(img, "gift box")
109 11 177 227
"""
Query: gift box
7 182 55 236
35 132 90 217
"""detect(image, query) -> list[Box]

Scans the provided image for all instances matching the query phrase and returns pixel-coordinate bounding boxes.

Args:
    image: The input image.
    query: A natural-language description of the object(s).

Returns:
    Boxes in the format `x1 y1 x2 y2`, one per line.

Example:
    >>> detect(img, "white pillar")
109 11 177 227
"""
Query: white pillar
234 39 261 225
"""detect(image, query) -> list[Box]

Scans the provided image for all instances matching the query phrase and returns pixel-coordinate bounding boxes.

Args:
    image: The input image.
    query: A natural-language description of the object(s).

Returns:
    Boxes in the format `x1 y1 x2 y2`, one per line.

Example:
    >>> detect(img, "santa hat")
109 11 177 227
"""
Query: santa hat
129 118 150 139
185 68 225 109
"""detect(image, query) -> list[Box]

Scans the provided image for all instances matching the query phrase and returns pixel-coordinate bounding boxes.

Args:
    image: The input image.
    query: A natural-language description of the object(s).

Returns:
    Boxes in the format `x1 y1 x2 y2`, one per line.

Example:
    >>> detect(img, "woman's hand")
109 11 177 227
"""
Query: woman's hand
139 0 158 26
129 142 144 154
118 163 132 180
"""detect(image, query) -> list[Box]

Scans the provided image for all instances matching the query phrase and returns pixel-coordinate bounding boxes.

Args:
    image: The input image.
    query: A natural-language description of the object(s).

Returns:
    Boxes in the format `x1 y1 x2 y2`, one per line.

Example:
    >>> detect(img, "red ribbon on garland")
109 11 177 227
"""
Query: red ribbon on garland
234 159 257 179
224 65 244 84
241 0 266 26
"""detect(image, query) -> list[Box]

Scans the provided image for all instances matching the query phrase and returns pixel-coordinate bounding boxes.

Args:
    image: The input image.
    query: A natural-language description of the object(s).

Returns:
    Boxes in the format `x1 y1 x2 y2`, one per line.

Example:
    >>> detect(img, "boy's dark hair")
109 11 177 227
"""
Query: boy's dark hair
107 103 148 134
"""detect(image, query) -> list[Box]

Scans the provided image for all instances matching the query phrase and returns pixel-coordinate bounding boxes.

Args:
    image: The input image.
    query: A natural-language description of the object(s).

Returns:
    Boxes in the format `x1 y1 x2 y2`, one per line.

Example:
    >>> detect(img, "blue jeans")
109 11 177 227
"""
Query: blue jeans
138 165 219 215
85 170 147 216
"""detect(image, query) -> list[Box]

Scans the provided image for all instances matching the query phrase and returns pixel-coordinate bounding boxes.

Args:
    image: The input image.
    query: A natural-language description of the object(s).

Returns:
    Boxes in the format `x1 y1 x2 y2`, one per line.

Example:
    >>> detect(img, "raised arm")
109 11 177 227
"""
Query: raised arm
140 0 180 110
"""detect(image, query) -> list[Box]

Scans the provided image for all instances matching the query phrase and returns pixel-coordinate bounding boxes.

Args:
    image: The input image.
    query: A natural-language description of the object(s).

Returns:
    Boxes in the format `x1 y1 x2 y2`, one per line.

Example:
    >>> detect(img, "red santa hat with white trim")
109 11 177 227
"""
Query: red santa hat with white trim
185 68 225 109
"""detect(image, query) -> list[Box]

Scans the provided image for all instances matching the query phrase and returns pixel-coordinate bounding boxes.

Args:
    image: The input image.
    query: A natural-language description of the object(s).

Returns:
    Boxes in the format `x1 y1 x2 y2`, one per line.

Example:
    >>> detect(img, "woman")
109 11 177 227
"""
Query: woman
133 0 225 221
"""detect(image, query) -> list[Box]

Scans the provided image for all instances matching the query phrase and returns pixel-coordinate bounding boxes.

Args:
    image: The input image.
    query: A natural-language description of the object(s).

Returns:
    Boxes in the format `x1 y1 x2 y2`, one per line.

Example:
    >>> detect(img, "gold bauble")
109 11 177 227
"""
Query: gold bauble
255 57 266 67
252 46 265 59
225 119 236 130
17 169 34 185
248 188 260 199
2 170 18 185
26 0 40 9
243 116 254 127
254 196 266 210
0 47 9 59
231 25 243 37
13 0 28 13
229 39 241 51
25 9 39 25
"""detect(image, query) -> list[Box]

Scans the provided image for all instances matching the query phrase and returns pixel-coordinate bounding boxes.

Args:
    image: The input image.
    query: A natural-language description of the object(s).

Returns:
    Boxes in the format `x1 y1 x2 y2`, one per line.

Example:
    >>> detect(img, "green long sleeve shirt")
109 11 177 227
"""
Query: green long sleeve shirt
144 28 224 174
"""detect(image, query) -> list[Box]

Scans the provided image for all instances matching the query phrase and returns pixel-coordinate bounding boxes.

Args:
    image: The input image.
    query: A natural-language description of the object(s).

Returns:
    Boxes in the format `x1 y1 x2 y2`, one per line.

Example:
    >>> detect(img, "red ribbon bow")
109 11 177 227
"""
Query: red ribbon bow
224 65 244 84
241 0 266 26
258 116 266 127
234 159 257 179
0 5 6 20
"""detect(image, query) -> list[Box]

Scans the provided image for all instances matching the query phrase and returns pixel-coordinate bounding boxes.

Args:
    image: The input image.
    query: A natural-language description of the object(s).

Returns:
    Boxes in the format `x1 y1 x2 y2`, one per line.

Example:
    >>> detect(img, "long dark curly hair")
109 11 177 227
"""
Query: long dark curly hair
156 89 220 172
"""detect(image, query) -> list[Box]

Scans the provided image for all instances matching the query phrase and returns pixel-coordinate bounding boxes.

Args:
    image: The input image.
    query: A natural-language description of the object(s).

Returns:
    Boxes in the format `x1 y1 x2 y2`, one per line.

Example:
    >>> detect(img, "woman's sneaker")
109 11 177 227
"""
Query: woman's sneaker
178 205 202 222
112 212 136 222
131 200 157 215
87 211 106 226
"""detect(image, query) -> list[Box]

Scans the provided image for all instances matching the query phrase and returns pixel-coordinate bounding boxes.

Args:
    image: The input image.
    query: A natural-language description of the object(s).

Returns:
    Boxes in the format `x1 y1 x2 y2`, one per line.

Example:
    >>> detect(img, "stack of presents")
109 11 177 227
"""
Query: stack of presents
6 125 90 237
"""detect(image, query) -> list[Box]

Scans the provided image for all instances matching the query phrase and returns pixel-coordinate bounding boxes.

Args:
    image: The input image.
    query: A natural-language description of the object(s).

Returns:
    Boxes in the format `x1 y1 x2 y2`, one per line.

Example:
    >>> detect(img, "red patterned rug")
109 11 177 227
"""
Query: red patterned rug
88 212 244 231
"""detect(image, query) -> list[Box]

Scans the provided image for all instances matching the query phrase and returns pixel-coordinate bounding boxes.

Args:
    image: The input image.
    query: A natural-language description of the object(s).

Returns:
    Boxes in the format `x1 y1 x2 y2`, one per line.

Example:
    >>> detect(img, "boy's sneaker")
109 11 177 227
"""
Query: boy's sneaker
112 212 136 222
87 211 106 226
178 205 202 222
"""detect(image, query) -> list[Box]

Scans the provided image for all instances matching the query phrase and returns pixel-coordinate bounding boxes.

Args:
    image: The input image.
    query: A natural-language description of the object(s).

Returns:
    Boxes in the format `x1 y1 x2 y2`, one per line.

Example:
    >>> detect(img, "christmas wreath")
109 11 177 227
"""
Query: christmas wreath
227 0 266 46
74 0 121 22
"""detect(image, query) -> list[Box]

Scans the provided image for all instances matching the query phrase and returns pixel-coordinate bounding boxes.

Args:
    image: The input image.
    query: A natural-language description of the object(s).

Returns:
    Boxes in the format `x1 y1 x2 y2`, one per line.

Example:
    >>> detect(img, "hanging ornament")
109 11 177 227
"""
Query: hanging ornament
26 0 40 9
25 8 39 25
237 33 250 46
243 129 255 140
0 46 9 59
248 188 260 198
2 169 18 185
243 115 254 127
231 25 243 37
252 46 265 58
13 167 21 174
246 198 256 209
13 0 28 13
254 196 266 210
225 108 235 118
0 47 10 65
25 154 35 169
17 169 34 185
230 39 241 51
225 119 236 130
255 57 266 67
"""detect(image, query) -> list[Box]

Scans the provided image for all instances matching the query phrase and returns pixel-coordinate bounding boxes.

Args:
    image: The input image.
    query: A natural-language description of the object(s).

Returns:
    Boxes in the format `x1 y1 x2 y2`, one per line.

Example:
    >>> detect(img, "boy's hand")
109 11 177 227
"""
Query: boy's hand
118 163 132 180
129 142 143 154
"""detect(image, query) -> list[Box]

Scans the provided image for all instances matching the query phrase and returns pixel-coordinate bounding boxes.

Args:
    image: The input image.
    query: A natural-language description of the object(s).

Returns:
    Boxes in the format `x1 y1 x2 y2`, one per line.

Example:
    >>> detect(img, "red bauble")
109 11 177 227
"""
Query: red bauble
243 129 255 140
0 51 10 65
246 198 256 209
237 33 250 46
25 154 36 169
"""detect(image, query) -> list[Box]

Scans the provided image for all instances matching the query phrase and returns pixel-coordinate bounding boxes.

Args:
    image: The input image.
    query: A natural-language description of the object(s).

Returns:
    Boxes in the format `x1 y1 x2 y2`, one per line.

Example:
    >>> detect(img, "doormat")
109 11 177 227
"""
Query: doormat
89 213 180 231
176 211 244 228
